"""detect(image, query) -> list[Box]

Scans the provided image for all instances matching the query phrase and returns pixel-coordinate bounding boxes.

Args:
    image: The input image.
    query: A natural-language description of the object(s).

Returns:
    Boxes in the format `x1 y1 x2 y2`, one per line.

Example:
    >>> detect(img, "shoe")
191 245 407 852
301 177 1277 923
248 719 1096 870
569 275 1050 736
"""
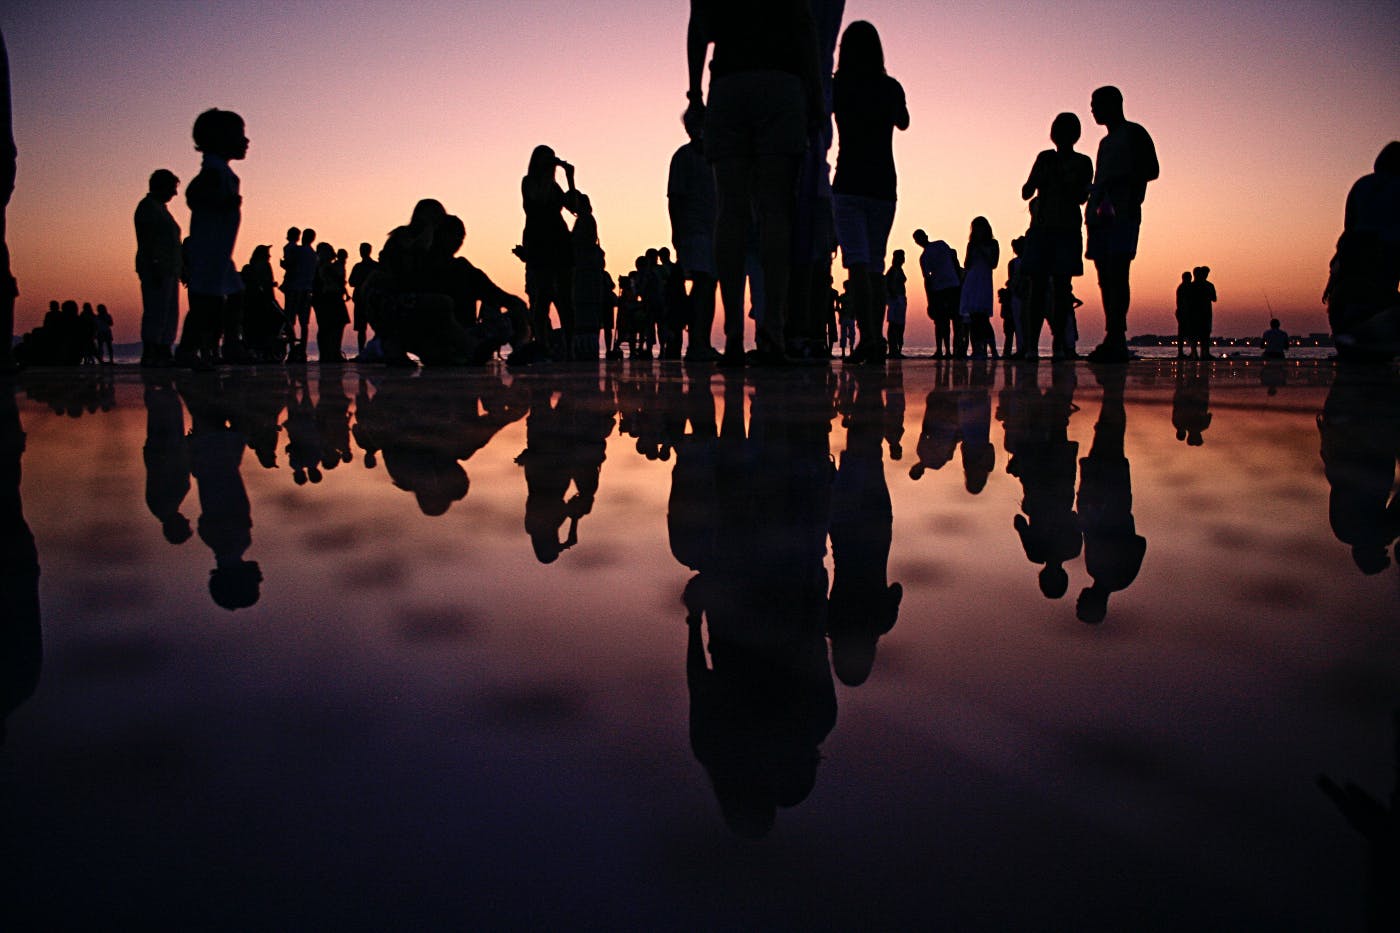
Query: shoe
1086 344 1130 364
717 347 746 369
684 345 720 363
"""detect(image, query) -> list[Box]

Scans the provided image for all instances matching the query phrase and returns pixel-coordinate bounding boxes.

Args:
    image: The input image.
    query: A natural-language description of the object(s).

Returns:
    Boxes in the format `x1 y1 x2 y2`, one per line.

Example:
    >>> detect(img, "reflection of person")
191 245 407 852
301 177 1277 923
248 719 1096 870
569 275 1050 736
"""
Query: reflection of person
178 374 261 610
1324 141 1400 360
1317 365 1400 575
1171 360 1212 447
678 372 837 836
1317 707 1400 932
516 384 614 562
141 371 193 544
0 381 41 744
1084 86 1159 364
686 0 823 364
134 169 183 367
829 368 901 685
1075 365 1146 622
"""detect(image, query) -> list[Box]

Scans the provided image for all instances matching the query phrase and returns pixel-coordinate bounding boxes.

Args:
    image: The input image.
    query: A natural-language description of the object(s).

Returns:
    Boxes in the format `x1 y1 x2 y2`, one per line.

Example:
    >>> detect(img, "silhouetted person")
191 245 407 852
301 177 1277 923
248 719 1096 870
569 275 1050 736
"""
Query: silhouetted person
0 378 40 743
363 199 535 366
914 228 960 358
1174 271 1191 356
1261 317 1289 359
884 249 906 358
177 373 261 610
1021 112 1093 360
135 168 183 366
831 19 908 365
960 217 1000 360
312 241 348 362
78 302 98 365
1075 365 1146 622
142 370 193 544
783 0 843 362
572 199 613 360
0 29 16 372
686 0 823 365
1317 708 1400 932
175 109 249 370
668 108 721 362
1084 86 1159 363
241 244 286 361
1317 365 1400 574
95 303 114 364
348 242 377 357
1003 363 1081 598
909 360 960 479
1324 141 1400 361
1184 265 1216 358
1171 359 1212 446
519 145 582 357
282 227 317 361
828 367 901 685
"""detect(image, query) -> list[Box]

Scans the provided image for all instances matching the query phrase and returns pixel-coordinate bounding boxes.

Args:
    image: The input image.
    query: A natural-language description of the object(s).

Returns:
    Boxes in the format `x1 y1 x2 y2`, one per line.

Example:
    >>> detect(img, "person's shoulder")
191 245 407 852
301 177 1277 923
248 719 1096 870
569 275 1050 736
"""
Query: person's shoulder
884 74 906 97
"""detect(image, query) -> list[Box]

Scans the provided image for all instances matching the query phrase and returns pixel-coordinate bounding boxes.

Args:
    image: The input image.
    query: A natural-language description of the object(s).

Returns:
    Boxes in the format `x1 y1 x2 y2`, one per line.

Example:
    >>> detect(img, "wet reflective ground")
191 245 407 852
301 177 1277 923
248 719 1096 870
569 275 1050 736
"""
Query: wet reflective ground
2 359 1397 930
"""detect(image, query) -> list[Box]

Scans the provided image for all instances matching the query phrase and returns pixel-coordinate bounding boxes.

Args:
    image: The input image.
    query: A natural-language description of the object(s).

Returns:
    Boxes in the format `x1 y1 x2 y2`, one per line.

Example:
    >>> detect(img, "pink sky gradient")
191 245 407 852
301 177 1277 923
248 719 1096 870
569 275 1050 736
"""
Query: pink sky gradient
4 0 1397 344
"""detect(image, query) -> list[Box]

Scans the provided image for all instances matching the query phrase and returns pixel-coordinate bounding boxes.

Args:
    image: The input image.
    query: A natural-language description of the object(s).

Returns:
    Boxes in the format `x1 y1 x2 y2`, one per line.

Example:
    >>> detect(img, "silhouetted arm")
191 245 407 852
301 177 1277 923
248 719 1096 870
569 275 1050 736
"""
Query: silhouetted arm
892 78 909 131
686 1 711 114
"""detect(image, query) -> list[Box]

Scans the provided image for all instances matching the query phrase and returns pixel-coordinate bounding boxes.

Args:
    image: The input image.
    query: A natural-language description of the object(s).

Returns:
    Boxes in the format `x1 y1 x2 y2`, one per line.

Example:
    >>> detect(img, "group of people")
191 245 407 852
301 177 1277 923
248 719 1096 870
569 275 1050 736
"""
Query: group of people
11 299 114 366
1174 266 1218 358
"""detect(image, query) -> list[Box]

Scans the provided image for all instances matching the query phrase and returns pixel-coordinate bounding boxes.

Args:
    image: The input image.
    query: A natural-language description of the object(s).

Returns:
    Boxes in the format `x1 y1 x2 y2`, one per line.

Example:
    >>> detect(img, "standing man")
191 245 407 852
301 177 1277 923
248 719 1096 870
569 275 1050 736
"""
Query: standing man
134 169 182 366
1 29 17 372
1084 85 1158 363
686 0 823 366
347 241 377 358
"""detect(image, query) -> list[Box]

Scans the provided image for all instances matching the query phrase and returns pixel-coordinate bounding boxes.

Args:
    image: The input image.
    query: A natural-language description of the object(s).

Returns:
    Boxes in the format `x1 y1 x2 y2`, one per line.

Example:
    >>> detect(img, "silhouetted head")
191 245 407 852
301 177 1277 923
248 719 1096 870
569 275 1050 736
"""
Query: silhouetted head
829 583 901 686
61 300 77 315
908 463 925 480
682 105 704 142
1050 112 1081 148
1270 318 1280 329
301 228 316 246
1352 546 1390 575
892 248 905 266
81 302 93 315
1186 430 1204 447
1375 141 1400 176
250 244 271 264
969 216 993 244
286 227 300 243
913 228 928 246
148 168 179 201
1039 565 1069 599
48 300 58 313
359 242 373 259
1076 584 1108 624
1010 237 1024 256
1182 271 1191 283
209 560 262 611
336 248 348 263
438 214 466 256
408 198 447 231
316 242 333 261
162 513 193 545
1090 86 1124 126
963 441 994 493
192 108 248 160
527 144 557 181
836 20 885 77
659 246 671 263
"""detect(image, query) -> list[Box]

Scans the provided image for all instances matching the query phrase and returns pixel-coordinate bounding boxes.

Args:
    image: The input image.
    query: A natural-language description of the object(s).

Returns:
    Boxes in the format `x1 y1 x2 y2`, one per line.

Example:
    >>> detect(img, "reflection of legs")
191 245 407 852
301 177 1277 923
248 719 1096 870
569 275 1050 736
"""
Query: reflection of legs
714 158 754 355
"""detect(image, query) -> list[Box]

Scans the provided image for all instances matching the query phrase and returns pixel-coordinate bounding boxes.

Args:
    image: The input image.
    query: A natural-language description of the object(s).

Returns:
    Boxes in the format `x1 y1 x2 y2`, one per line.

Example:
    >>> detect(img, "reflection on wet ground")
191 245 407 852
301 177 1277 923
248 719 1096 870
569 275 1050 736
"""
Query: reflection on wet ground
2 359 1398 929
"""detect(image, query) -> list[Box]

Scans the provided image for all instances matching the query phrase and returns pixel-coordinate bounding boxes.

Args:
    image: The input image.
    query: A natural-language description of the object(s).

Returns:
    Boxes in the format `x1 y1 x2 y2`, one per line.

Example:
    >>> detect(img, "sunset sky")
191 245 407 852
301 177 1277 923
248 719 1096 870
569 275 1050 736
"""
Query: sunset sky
3 1 1397 345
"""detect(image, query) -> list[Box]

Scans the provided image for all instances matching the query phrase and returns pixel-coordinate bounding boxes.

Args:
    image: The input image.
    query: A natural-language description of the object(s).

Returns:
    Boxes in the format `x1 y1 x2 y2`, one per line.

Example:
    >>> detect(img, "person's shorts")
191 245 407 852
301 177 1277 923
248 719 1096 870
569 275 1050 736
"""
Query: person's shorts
1085 206 1142 262
673 233 717 279
704 71 807 161
886 296 907 325
833 194 896 268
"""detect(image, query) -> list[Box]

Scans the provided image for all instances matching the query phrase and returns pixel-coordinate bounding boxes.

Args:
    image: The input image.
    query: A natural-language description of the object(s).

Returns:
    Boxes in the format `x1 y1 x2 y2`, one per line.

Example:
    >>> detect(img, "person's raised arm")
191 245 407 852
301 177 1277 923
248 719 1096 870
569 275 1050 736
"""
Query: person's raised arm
686 1 711 121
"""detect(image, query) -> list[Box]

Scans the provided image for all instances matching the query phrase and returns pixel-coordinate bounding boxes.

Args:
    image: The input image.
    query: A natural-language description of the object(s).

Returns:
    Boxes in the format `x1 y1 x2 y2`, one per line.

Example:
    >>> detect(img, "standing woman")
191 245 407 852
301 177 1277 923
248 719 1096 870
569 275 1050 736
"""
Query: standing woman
1020 112 1093 359
831 19 909 365
520 145 582 358
959 217 1000 359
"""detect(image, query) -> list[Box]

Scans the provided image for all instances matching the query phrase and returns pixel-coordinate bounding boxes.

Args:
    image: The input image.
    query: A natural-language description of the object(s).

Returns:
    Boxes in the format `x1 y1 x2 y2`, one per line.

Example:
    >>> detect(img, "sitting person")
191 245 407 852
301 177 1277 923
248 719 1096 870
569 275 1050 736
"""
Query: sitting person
360 199 539 365
1325 141 1399 360
1260 317 1289 359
